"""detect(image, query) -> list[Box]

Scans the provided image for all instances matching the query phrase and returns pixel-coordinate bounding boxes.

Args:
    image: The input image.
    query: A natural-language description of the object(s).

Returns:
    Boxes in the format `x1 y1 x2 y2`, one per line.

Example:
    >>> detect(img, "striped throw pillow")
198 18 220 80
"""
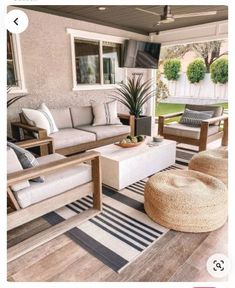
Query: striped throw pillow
7 142 45 183
92 101 122 126
179 109 214 127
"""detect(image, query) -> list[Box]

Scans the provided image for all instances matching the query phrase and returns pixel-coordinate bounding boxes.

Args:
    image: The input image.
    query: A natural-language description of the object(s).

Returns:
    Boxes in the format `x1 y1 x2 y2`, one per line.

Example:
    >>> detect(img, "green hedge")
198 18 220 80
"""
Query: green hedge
187 59 206 83
163 59 181 81
210 58 228 84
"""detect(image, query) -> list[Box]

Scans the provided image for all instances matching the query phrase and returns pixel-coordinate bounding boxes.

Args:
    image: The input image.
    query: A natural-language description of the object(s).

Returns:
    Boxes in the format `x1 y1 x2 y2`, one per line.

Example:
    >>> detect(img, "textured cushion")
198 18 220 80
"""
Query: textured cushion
50 108 73 129
7 142 44 183
185 104 223 125
22 108 51 136
78 124 131 140
39 103 58 133
70 106 93 127
49 128 96 150
163 122 219 139
7 147 30 192
92 101 121 126
14 153 92 208
179 109 214 127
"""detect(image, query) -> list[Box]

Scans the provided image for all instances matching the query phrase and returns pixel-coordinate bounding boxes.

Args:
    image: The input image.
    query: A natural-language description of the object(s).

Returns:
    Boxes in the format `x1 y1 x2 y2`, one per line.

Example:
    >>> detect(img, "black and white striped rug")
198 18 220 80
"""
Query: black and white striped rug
44 146 197 273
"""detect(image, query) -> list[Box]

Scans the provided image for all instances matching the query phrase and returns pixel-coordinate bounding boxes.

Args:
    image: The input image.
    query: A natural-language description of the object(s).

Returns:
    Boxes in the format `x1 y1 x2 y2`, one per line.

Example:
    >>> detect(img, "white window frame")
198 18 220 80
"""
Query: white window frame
67 28 126 91
8 34 27 94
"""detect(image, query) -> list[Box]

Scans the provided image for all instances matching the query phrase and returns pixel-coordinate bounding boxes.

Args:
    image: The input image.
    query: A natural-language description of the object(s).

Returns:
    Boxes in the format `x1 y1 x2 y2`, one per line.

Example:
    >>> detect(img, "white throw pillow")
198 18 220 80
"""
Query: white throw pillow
22 103 58 135
39 103 59 133
92 101 121 126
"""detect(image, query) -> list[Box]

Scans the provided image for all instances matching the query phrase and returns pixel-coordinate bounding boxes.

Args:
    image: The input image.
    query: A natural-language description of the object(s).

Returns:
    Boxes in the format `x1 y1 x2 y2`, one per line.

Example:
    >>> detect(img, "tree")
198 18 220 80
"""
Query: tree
160 41 227 72
210 58 228 84
187 59 206 83
191 41 227 72
163 59 181 80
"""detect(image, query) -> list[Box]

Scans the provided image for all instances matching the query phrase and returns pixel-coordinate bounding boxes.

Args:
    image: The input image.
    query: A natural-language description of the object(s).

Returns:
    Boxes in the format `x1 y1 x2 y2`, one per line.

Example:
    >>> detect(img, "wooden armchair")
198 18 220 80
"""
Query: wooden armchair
7 139 102 262
158 106 228 151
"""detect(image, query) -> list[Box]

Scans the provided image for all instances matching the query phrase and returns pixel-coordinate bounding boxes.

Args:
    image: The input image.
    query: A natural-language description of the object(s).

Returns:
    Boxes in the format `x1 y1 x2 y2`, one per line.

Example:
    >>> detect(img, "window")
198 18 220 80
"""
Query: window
72 32 123 90
102 41 122 84
6 31 26 92
7 31 17 86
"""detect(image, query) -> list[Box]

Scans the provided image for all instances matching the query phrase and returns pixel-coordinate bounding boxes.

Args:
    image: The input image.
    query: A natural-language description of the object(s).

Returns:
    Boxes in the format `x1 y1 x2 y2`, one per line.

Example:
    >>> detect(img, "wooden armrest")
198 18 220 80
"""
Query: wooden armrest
16 137 53 150
11 122 46 133
118 113 130 120
7 151 100 186
201 115 228 125
159 111 184 120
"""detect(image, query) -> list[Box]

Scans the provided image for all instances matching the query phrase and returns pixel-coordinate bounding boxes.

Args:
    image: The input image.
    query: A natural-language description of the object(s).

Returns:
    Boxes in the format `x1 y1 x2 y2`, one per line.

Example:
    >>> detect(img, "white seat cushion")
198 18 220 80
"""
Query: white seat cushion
49 128 96 150
78 125 131 140
163 122 219 140
14 153 92 208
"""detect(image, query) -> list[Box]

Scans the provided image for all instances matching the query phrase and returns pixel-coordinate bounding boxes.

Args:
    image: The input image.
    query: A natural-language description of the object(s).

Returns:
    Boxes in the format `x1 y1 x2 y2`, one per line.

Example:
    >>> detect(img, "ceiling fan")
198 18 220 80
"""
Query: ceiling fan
136 5 217 26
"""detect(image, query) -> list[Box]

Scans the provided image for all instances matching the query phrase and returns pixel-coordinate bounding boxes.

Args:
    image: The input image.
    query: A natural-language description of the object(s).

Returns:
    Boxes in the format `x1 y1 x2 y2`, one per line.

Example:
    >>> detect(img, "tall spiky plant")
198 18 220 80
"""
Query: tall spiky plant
113 75 155 118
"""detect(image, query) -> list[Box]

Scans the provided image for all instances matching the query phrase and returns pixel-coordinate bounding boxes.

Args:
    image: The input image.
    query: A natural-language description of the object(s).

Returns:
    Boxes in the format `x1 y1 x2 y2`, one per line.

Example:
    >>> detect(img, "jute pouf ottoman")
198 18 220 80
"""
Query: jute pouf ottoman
189 148 228 186
144 170 227 233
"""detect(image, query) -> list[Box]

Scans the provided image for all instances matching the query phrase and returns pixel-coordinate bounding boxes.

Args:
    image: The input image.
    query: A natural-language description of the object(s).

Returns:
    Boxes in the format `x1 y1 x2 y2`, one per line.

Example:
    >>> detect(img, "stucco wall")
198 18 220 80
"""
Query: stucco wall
7 7 150 134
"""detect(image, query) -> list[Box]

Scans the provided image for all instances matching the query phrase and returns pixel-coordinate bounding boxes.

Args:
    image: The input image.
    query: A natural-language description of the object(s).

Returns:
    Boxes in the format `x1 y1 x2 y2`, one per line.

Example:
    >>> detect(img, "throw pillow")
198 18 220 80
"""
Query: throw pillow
179 109 214 127
7 147 30 192
92 101 121 126
22 103 58 135
7 141 45 183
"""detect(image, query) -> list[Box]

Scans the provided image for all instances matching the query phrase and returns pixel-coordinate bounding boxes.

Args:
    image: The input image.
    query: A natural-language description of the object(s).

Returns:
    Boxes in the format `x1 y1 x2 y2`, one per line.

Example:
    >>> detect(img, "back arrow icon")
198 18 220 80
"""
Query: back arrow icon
13 18 18 25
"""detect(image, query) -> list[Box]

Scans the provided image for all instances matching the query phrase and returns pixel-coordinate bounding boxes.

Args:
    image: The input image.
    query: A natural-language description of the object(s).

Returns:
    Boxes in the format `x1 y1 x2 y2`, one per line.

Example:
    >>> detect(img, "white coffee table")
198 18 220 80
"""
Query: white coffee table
93 137 176 190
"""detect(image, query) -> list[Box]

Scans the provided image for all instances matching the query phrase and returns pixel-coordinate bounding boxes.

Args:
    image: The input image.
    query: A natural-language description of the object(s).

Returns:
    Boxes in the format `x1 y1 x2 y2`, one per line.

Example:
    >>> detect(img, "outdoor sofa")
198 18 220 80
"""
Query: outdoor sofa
11 106 131 156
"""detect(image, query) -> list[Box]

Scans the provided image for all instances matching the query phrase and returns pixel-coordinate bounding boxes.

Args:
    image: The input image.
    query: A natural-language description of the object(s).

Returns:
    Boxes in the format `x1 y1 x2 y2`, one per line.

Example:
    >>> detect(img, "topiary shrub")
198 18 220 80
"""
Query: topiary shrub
163 59 181 81
187 59 206 83
210 58 228 84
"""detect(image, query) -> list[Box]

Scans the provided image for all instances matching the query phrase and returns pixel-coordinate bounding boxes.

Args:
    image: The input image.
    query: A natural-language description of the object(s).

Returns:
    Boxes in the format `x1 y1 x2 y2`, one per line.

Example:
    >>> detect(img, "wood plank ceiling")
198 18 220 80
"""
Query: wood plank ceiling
21 5 228 35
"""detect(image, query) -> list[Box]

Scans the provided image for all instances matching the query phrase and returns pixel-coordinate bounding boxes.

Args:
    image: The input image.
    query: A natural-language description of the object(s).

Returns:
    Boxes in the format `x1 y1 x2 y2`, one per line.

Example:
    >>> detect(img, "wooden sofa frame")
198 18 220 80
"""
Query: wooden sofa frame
7 140 102 262
158 112 228 151
11 113 131 156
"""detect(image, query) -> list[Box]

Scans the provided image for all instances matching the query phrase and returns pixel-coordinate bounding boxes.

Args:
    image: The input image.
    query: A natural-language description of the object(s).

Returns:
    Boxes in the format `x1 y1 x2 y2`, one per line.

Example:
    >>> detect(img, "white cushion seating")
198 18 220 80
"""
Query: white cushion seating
78 124 131 140
14 153 92 208
50 108 73 129
49 128 96 150
163 122 219 139
70 106 93 127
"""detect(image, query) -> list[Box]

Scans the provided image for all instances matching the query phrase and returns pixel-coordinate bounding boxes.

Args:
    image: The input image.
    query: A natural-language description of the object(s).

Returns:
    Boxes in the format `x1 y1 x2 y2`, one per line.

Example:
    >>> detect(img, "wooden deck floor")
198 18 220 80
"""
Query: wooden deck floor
7 217 227 282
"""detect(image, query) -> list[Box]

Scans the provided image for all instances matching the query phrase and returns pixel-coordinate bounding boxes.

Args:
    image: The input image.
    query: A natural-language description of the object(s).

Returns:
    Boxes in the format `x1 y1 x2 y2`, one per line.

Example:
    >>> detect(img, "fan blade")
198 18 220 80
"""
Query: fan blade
174 11 217 19
135 8 160 16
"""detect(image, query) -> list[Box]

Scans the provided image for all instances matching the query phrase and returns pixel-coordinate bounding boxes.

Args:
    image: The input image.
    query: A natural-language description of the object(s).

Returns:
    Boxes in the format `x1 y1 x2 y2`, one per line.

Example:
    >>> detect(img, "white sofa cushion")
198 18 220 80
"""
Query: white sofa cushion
50 108 73 129
22 108 51 135
163 122 219 140
7 147 30 192
70 106 93 127
78 124 131 140
92 101 121 126
49 128 96 150
14 153 92 208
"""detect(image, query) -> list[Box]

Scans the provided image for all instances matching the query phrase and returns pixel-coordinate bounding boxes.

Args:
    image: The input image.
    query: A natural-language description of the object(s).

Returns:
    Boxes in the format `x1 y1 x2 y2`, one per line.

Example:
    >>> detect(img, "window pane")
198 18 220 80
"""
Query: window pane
102 42 122 84
75 39 100 84
7 32 17 86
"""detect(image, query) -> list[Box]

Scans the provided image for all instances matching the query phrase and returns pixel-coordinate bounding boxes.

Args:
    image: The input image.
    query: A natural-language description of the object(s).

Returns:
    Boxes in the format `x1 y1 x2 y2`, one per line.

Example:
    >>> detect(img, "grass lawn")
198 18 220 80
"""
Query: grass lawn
156 102 228 123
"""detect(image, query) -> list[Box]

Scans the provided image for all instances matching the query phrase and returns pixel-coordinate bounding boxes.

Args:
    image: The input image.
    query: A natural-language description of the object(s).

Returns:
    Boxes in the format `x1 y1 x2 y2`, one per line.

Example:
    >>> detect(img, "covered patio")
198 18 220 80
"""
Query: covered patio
7 5 228 282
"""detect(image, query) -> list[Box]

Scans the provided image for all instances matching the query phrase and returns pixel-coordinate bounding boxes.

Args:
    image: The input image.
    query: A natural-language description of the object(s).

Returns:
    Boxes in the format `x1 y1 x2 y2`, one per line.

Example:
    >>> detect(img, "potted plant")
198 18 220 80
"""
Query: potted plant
113 75 155 136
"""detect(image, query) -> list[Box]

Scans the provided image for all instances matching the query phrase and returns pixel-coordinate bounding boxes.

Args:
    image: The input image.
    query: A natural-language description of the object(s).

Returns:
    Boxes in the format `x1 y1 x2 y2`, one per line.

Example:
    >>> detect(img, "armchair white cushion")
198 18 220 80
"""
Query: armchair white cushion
14 153 92 208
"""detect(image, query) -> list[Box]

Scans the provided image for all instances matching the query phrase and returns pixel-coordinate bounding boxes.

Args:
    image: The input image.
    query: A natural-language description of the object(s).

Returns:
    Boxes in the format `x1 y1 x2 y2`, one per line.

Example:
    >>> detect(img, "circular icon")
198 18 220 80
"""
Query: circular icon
6 10 29 34
207 253 230 278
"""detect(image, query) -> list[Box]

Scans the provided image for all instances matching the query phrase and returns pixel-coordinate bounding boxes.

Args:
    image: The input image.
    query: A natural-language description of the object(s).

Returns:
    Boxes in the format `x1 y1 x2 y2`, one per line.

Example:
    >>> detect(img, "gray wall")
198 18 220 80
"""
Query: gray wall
7 7 149 134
